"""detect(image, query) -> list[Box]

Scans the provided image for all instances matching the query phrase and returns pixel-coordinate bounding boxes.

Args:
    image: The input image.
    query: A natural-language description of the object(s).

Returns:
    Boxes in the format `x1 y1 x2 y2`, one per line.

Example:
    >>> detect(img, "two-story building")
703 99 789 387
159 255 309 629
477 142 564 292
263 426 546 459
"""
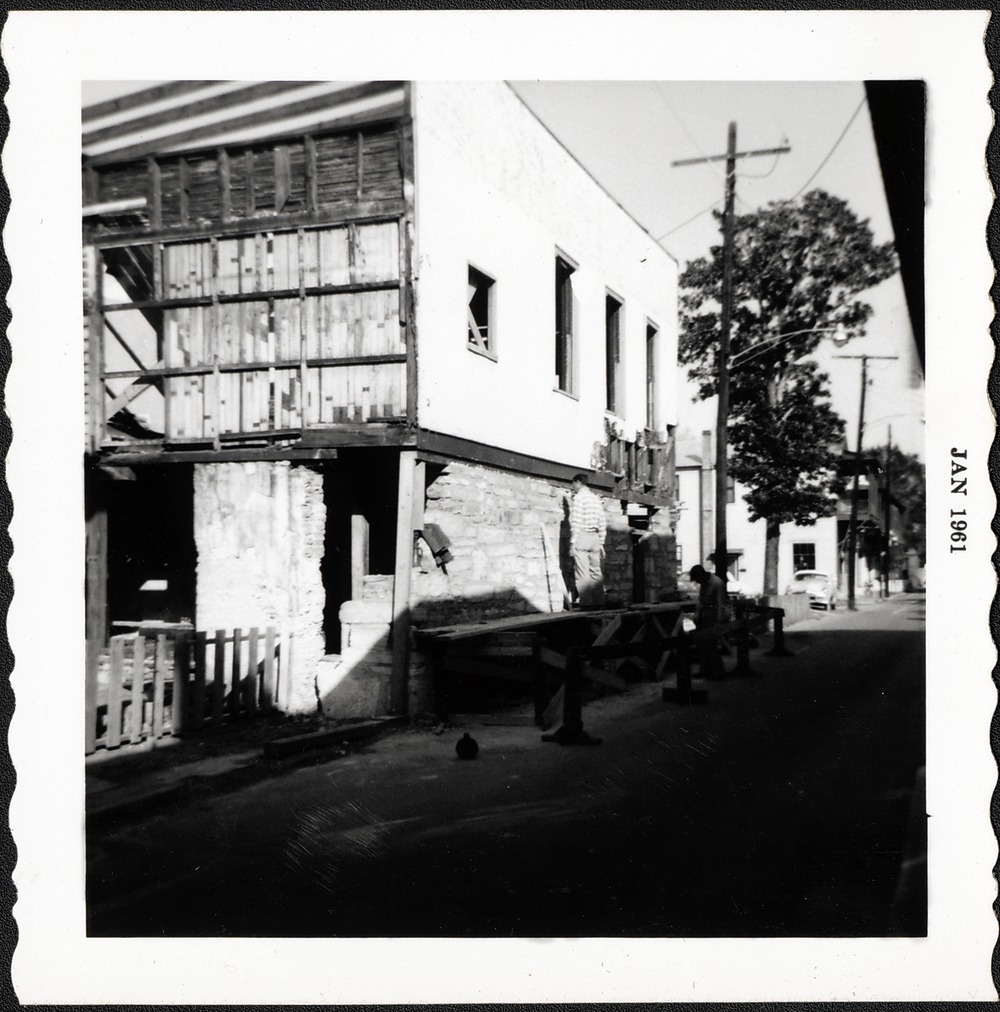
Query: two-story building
675 432 904 597
83 80 680 729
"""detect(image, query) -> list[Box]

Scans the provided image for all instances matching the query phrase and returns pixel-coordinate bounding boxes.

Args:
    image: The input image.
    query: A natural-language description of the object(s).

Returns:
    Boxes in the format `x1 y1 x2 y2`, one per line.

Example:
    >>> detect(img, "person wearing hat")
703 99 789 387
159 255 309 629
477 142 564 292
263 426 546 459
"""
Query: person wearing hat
689 564 728 679
568 473 607 609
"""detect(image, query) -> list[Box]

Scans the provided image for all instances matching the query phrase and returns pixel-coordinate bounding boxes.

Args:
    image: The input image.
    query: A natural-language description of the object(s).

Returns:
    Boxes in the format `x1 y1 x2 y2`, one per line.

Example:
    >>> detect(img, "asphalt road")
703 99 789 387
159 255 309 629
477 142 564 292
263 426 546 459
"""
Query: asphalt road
87 594 925 938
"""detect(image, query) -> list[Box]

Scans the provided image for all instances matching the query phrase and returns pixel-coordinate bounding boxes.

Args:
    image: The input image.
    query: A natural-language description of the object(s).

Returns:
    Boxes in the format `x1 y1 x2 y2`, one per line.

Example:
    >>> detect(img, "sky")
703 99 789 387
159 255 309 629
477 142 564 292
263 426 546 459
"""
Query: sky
509 80 924 459
83 79 925 458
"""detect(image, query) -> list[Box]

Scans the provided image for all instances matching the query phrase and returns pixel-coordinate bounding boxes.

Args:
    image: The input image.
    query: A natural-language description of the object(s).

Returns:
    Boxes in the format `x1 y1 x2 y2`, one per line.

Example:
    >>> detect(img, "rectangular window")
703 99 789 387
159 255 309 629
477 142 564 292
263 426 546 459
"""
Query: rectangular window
726 475 735 504
646 321 658 429
467 265 495 358
555 256 575 392
605 293 623 415
793 543 816 571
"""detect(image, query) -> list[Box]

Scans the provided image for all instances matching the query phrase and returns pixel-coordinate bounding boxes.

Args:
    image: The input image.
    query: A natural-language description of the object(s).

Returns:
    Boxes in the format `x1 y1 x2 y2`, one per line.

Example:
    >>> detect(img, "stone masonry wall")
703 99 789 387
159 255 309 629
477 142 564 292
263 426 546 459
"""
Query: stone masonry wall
410 461 678 627
193 461 325 714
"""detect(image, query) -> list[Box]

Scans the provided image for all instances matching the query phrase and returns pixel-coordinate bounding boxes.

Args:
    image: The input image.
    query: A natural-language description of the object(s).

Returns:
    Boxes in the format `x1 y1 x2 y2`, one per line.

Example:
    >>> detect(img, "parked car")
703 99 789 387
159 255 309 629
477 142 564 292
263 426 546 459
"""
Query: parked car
784 570 839 609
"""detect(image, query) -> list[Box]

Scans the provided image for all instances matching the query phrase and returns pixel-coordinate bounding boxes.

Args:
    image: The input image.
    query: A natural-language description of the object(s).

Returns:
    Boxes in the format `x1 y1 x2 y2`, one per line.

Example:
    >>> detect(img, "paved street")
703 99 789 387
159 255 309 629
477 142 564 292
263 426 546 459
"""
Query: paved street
87 594 925 938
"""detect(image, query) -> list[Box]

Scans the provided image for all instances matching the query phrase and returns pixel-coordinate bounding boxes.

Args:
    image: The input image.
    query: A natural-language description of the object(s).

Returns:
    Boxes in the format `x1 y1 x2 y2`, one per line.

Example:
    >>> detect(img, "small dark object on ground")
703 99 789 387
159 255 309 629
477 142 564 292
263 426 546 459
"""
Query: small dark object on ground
456 732 479 759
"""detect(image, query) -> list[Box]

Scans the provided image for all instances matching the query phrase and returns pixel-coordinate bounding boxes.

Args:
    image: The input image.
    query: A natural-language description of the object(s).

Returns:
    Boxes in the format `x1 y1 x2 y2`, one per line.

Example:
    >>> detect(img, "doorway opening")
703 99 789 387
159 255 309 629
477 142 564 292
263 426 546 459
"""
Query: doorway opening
321 449 399 654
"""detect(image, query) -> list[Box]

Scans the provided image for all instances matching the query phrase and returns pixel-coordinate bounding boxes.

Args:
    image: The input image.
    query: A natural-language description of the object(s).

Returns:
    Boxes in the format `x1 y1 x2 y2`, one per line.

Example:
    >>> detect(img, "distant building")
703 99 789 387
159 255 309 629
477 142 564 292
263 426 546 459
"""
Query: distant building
675 431 905 597
83 81 680 727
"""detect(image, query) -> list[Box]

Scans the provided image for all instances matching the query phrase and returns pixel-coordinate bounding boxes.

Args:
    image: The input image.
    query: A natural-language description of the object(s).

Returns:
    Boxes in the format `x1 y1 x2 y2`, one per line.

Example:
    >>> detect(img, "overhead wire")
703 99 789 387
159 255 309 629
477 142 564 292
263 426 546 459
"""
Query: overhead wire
790 95 867 200
656 198 723 242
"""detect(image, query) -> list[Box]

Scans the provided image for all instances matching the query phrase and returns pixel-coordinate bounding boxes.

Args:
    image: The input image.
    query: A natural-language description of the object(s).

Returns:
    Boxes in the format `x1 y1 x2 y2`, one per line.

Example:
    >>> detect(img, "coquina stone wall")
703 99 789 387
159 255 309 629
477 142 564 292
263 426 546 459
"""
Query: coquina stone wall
410 461 677 626
193 461 325 714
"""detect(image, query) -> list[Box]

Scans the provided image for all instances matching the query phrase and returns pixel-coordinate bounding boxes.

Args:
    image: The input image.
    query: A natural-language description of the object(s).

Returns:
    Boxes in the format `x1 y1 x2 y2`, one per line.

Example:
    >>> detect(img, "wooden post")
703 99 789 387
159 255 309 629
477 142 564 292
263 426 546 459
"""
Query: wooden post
192 630 207 728
390 449 417 715
262 625 276 710
351 514 370 601
765 608 794 658
84 477 108 755
733 602 755 677
172 631 189 735
130 634 147 743
212 629 226 723
230 627 242 718
152 633 168 738
246 627 259 716
106 636 125 750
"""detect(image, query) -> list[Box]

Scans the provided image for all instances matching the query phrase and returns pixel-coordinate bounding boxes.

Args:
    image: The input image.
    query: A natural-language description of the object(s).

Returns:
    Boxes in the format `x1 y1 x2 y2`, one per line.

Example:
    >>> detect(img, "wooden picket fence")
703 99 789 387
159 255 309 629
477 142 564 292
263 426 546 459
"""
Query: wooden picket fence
87 625 284 755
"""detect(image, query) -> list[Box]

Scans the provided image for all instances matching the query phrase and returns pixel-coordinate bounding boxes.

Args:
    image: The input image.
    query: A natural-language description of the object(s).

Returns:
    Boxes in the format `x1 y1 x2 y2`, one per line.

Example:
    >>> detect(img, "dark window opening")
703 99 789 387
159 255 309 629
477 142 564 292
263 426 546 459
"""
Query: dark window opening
606 293 623 415
646 322 658 429
555 256 575 393
467 265 495 356
793 542 817 571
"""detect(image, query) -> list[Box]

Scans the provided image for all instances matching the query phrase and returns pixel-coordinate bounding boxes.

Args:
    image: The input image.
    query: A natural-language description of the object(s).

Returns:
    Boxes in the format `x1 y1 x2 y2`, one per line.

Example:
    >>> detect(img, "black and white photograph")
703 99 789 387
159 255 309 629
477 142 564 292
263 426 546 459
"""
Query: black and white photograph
4 8 995 1004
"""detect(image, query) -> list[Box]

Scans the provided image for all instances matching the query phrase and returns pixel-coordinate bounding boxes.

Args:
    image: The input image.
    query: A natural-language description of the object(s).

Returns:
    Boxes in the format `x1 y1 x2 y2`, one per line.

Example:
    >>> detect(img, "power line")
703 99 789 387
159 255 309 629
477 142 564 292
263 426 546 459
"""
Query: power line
655 198 723 241
790 95 867 200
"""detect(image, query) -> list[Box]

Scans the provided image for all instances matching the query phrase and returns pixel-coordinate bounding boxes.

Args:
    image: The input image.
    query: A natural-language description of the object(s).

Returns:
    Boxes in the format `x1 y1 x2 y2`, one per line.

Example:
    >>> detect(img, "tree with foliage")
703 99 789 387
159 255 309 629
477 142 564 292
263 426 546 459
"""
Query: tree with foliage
873 442 926 566
679 189 898 594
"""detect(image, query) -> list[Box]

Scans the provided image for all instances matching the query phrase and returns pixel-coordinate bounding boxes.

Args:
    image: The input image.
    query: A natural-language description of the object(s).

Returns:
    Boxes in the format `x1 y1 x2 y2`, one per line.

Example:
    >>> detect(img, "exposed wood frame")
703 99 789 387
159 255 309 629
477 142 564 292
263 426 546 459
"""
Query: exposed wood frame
103 352 407 381
398 109 418 427
102 277 400 313
83 80 222 122
85 83 405 166
219 148 232 222
391 449 418 714
415 429 674 507
91 201 406 247
86 246 106 453
351 515 370 601
178 157 190 226
84 481 108 755
85 81 324 148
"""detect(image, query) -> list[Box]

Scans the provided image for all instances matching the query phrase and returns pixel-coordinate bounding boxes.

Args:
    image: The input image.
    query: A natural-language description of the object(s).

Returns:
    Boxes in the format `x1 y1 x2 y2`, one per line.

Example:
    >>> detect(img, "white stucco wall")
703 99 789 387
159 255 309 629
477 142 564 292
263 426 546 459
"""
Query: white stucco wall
675 466 840 595
411 81 678 468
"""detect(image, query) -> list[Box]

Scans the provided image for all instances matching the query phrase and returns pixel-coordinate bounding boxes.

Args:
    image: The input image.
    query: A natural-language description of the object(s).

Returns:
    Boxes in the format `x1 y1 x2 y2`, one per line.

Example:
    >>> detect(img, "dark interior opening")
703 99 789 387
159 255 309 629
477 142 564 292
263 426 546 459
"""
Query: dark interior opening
322 449 400 654
106 464 196 626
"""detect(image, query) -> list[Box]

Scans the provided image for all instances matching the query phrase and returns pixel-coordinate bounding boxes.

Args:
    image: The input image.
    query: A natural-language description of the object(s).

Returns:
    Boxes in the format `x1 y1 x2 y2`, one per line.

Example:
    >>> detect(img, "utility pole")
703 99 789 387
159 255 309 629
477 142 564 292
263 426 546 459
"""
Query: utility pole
672 127 790 583
835 354 897 609
882 424 892 599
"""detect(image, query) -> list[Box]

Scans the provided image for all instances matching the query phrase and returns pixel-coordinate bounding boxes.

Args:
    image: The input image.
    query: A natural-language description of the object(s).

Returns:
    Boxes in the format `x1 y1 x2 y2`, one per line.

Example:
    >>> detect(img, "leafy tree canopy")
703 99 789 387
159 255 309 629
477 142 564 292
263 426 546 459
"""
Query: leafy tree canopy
679 188 898 531
873 443 926 563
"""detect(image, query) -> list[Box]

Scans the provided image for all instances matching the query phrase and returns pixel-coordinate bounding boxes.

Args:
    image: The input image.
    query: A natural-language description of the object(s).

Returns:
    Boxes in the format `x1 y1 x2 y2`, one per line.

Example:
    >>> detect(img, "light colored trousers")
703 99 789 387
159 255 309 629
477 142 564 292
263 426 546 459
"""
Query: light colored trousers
572 530 605 607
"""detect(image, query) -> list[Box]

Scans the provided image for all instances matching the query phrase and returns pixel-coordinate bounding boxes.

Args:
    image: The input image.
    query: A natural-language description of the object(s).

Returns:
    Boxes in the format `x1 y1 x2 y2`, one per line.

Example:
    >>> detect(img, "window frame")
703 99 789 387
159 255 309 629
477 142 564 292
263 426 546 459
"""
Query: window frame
554 251 578 397
792 542 817 572
605 289 624 417
645 318 659 430
466 262 497 361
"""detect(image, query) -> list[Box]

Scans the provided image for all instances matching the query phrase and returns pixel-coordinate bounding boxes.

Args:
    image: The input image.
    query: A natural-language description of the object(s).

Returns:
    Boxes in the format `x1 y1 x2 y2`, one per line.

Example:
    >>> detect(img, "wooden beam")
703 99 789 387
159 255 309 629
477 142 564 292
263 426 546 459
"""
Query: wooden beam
415 429 676 505
398 118 418 426
103 351 407 382
85 84 405 166
351 514 370 601
85 246 105 453
84 493 108 755
85 81 324 147
390 449 418 714
102 277 400 313
411 459 426 532
90 201 405 247
83 80 222 122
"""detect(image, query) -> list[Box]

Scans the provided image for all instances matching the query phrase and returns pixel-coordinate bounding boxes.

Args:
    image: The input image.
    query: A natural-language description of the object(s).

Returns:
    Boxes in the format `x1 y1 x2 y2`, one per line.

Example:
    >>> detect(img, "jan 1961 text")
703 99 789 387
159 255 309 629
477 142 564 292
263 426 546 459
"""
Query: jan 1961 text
950 447 967 553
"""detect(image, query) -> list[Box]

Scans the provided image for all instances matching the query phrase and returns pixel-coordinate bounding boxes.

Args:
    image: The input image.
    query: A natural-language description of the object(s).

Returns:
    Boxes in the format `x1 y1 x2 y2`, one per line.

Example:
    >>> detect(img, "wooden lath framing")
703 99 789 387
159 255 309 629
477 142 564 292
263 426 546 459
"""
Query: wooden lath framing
95 214 410 446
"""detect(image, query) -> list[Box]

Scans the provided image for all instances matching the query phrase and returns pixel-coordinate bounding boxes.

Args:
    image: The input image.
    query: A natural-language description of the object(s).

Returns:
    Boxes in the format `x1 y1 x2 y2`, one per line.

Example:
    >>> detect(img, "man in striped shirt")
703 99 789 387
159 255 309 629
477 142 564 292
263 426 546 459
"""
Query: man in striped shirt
568 473 607 608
